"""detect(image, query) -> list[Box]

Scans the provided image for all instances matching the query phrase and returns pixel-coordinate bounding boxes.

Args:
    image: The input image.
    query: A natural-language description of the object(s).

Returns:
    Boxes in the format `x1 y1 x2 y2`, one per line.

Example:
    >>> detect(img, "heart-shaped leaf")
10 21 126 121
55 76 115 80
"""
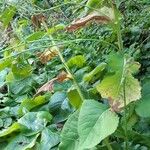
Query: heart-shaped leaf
59 111 79 150
78 100 119 149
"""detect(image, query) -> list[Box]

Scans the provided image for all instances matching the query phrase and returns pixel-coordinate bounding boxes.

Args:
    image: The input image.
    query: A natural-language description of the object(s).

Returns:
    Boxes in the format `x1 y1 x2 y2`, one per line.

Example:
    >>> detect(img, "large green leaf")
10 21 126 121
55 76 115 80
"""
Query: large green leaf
0 58 13 71
25 31 46 42
136 79 150 117
48 92 72 123
0 6 16 27
0 123 21 137
67 55 86 68
5 134 39 150
97 53 141 107
12 62 32 79
78 100 119 149
40 128 60 150
67 87 82 109
6 73 33 95
136 96 150 118
48 92 67 112
18 95 49 116
59 111 79 150
83 62 106 82
0 70 7 87
18 111 52 131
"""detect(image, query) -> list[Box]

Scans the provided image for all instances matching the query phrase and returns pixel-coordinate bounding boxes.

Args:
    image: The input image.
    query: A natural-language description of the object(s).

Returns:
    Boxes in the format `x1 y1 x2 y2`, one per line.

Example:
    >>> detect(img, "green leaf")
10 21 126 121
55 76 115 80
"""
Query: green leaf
59 111 79 150
136 79 150 118
3 118 12 128
67 55 86 68
0 123 21 137
135 95 150 118
85 0 104 14
78 100 119 149
6 74 33 95
67 87 82 109
49 92 67 112
18 95 48 116
83 62 106 82
25 31 46 42
97 53 141 107
0 70 7 87
6 71 14 82
18 111 52 131
40 128 60 150
48 92 72 123
0 6 16 27
0 118 3 128
5 134 39 150
0 58 13 71
12 62 32 79
47 24 66 35
141 78 150 97
37 111 52 122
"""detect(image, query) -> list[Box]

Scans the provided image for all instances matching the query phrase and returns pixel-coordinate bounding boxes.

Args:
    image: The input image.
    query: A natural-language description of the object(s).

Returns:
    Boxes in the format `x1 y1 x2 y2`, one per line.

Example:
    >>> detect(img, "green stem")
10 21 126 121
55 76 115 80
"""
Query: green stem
42 21 85 101
111 1 124 52
115 15 123 51
0 38 118 54
111 1 128 149
104 137 113 150
123 78 129 150
0 38 118 61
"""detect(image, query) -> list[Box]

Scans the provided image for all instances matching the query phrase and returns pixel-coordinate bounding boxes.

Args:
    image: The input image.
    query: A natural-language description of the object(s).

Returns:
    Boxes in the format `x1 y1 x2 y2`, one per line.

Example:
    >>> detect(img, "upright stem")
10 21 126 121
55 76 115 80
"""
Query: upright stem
123 78 129 150
111 1 124 52
115 14 123 51
42 21 85 101
111 1 128 149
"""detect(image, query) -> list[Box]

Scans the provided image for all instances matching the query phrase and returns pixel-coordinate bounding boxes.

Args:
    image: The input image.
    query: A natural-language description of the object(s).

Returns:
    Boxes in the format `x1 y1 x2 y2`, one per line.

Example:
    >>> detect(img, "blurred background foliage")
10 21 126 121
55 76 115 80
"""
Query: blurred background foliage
0 0 150 149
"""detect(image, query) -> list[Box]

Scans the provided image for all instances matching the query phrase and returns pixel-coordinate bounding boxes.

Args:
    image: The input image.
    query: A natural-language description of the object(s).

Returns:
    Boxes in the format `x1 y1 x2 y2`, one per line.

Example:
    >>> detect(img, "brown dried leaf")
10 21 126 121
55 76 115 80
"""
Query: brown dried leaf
31 14 46 29
37 47 58 64
35 78 57 97
108 97 122 112
35 71 70 97
57 71 68 82
66 7 114 32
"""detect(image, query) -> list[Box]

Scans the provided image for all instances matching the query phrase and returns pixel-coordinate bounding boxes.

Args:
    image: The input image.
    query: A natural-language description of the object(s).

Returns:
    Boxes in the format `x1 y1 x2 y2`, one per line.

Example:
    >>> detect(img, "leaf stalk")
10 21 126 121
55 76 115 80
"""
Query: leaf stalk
42 21 85 102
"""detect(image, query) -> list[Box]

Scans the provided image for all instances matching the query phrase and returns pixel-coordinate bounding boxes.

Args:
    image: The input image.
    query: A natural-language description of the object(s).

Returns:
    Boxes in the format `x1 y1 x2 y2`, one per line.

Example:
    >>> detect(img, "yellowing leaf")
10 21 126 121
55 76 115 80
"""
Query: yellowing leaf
97 53 141 108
